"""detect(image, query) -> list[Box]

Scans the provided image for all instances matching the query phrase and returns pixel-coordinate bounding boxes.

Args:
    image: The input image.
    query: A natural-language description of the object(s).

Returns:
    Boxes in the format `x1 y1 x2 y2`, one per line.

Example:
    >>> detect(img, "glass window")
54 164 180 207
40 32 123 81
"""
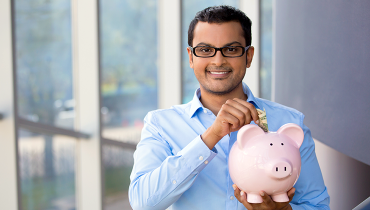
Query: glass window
181 1 240 103
99 0 158 144
14 0 74 129
260 0 273 100
18 129 76 210
103 145 135 210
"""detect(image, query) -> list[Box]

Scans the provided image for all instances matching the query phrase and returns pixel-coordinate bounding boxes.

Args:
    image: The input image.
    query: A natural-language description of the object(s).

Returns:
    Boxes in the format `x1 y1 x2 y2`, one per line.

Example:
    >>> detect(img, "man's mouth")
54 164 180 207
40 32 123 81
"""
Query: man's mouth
209 71 229 75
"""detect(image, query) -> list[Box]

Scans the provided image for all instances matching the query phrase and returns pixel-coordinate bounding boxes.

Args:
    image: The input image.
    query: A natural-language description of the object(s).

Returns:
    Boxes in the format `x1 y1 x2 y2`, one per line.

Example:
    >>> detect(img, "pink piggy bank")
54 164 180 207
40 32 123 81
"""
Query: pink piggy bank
228 123 304 203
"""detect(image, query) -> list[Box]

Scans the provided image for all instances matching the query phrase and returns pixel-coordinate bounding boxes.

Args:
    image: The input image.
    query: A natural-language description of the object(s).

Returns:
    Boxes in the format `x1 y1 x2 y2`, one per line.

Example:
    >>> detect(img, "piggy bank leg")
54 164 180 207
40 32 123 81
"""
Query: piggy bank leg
271 193 289 203
247 193 263 203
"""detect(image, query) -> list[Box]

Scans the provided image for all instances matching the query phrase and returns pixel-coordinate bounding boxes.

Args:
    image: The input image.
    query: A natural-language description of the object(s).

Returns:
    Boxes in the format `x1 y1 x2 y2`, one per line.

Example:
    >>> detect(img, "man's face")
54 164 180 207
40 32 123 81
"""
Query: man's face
187 21 254 95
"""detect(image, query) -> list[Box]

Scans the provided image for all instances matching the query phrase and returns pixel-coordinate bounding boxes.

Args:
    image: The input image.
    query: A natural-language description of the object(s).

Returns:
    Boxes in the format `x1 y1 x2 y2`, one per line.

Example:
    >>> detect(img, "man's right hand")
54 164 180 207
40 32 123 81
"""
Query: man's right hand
201 98 259 150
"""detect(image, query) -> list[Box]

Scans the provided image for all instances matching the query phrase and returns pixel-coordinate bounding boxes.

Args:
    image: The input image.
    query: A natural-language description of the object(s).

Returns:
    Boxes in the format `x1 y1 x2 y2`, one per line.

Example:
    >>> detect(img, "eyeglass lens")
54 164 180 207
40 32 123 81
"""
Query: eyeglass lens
194 46 244 57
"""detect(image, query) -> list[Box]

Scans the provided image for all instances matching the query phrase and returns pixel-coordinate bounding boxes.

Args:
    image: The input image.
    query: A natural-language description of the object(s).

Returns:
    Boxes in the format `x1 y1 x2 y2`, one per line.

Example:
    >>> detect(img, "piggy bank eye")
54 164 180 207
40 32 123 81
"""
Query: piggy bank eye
270 143 273 146
281 143 284 146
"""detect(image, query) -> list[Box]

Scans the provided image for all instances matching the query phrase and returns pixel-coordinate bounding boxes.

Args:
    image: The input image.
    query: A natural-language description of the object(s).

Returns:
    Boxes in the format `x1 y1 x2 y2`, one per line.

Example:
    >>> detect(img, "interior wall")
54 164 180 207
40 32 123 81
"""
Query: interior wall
274 0 370 166
273 1 370 208
315 139 370 210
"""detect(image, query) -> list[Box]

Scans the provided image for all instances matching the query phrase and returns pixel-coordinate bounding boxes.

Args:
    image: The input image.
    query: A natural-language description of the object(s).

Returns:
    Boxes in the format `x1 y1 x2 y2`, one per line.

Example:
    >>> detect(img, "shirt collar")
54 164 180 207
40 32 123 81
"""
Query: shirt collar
242 83 263 110
189 88 203 118
188 82 263 118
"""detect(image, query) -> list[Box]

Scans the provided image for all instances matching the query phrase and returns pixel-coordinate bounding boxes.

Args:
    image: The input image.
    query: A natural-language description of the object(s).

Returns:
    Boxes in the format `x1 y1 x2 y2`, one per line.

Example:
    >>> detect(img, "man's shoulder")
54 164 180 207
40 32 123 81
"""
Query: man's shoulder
146 103 192 119
256 97 304 119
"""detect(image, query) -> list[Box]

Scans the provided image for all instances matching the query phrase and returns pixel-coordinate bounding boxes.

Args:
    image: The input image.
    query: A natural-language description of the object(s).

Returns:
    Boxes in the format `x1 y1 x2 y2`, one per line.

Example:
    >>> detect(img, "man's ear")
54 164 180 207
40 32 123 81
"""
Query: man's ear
246 46 254 68
187 47 194 69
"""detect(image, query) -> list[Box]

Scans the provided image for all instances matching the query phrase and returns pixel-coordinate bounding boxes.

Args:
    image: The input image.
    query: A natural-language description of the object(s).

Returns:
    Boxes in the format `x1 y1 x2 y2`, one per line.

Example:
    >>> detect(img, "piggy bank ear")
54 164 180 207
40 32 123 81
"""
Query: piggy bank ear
277 123 304 148
237 124 265 149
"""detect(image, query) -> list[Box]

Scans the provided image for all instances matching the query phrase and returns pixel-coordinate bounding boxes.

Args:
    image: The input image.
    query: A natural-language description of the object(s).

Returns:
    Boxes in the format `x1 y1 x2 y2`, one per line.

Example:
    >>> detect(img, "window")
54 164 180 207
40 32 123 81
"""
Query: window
103 145 134 209
13 1 76 209
18 130 76 210
260 0 273 100
14 0 74 129
99 0 158 145
99 0 158 209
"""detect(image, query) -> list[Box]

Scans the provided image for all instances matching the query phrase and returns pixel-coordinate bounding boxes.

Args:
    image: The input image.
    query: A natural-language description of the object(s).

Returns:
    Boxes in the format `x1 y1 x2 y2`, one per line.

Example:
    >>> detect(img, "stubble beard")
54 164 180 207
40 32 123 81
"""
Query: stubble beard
200 66 244 96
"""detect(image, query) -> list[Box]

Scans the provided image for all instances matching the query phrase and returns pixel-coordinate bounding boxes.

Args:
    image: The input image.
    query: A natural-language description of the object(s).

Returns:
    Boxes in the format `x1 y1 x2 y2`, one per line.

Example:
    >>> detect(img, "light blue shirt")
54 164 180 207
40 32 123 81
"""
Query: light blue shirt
129 83 330 210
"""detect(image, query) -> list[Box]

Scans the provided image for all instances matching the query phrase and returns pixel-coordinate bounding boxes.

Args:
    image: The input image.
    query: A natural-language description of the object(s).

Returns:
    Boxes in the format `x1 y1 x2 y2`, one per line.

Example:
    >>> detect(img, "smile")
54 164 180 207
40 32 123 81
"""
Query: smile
209 71 229 74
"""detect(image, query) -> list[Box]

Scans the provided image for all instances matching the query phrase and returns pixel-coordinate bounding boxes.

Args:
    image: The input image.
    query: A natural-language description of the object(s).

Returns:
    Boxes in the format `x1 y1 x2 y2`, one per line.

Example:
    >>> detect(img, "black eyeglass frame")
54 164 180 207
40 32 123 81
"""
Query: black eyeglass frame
189 45 251 58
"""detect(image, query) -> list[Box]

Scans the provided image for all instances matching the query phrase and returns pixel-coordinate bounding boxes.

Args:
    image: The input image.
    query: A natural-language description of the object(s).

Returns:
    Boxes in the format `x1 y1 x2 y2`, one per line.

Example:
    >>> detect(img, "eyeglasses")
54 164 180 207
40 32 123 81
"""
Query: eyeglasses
190 45 250 58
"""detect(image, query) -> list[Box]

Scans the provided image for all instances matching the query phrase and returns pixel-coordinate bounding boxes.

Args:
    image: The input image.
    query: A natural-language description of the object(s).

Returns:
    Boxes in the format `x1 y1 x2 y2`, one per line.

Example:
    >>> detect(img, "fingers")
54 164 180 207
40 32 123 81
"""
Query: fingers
233 184 253 209
233 98 259 124
202 99 259 149
259 190 274 207
220 99 259 130
287 187 296 202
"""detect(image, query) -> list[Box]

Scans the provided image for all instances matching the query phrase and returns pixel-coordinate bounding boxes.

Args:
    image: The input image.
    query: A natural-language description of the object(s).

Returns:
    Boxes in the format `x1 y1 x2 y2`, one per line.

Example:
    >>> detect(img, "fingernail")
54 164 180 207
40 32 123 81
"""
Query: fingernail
232 185 236 190
240 191 244 196
256 120 259 124
260 192 264 196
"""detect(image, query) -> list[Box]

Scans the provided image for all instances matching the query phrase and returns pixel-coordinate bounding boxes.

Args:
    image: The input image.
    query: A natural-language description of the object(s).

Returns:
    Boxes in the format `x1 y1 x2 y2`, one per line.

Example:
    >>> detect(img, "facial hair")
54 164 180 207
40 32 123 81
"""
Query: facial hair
201 65 243 95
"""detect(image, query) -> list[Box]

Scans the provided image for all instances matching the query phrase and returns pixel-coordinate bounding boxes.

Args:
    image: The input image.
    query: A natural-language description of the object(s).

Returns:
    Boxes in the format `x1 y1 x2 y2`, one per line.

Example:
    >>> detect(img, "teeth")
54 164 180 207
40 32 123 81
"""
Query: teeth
210 72 228 74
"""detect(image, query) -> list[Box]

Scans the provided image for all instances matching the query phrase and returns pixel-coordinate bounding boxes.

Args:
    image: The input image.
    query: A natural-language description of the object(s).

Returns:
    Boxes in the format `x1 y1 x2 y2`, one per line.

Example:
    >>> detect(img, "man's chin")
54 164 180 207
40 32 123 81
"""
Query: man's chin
201 80 243 96
202 86 236 96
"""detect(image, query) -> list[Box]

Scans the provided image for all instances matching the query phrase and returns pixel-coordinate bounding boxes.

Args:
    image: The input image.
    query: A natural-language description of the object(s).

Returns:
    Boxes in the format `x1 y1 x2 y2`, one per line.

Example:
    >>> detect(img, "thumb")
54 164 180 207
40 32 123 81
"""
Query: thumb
287 187 296 201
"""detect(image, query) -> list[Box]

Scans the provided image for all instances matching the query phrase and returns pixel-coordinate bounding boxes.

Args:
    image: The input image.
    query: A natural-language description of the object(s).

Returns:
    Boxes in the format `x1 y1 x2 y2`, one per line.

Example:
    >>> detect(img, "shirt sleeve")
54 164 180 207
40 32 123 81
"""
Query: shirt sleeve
129 111 217 210
290 115 330 209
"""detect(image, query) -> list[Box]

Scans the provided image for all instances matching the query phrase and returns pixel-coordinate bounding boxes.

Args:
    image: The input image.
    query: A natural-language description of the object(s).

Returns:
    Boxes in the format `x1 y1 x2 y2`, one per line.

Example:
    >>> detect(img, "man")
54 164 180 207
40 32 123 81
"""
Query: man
129 5 330 210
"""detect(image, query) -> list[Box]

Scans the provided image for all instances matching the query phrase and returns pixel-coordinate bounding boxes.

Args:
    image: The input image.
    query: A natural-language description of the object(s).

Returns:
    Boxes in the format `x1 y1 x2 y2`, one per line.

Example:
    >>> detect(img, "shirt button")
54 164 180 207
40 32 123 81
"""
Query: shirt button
172 180 176 184
230 196 234 200
204 160 209 164
203 109 207 113
199 156 204 160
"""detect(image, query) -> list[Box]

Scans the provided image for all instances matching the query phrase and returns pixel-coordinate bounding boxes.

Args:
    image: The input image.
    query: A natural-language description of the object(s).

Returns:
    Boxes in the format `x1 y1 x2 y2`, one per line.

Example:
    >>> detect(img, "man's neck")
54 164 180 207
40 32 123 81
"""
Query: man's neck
200 85 247 116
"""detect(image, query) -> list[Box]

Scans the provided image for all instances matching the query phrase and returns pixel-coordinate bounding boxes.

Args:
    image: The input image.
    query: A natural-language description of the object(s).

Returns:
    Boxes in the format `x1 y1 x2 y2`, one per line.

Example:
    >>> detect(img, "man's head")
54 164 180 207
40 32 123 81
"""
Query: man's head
186 5 254 96
188 5 252 48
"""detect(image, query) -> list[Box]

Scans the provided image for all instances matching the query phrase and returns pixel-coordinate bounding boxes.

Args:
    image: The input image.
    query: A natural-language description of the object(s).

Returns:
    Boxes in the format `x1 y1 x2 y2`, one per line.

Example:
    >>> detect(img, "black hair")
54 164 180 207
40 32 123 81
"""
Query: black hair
188 5 252 47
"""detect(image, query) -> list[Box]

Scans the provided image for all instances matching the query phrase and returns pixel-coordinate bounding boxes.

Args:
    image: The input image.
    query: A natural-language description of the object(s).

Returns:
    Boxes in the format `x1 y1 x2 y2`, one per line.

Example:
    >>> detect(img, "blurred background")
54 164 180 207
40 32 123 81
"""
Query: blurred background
1 0 370 210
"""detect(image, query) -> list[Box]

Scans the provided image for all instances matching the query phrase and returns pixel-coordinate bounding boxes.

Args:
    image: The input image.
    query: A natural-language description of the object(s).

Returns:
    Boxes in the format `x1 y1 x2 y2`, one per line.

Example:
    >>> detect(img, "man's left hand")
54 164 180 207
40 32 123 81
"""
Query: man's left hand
233 184 295 210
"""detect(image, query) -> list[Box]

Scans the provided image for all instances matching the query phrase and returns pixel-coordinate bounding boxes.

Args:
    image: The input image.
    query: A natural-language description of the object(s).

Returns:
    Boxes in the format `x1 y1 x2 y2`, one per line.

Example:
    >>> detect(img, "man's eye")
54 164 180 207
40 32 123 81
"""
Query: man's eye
227 47 236 52
200 48 211 52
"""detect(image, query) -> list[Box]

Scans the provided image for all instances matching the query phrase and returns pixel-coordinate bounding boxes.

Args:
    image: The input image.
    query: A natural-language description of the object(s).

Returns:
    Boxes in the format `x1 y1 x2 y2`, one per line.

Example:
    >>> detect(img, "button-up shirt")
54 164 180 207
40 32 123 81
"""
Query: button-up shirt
129 83 330 210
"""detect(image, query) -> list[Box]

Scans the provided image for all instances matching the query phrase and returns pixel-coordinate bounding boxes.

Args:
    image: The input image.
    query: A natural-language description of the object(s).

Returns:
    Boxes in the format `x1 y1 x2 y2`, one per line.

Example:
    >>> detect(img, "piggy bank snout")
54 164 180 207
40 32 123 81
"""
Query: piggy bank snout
265 159 292 179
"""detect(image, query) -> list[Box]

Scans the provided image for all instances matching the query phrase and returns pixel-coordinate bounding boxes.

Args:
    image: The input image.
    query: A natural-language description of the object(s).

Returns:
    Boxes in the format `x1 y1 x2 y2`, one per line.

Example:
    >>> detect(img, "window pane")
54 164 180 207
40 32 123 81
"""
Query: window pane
103 145 134 210
18 129 76 210
99 0 158 144
181 1 239 103
260 0 273 100
14 0 74 129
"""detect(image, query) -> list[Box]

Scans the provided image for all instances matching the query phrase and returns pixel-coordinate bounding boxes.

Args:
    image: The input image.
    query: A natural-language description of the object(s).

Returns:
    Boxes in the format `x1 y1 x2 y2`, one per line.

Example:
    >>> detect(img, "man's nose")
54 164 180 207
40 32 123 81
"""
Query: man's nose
211 50 226 66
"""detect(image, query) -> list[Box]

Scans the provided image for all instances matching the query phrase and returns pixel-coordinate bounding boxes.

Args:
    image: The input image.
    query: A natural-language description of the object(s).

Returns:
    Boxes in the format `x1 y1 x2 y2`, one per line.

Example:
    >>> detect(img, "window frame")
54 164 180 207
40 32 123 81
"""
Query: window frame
0 0 259 209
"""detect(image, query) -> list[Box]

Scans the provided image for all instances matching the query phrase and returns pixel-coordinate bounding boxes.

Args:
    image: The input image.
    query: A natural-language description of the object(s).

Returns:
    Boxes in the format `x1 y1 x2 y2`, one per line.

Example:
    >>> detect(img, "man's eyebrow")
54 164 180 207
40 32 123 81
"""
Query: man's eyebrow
195 42 213 47
195 41 243 47
224 41 243 46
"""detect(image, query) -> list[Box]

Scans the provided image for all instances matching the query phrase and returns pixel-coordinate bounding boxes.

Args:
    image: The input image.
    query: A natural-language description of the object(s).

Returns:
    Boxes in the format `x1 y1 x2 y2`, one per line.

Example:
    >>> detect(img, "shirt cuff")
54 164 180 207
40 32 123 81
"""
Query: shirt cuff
177 135 218 172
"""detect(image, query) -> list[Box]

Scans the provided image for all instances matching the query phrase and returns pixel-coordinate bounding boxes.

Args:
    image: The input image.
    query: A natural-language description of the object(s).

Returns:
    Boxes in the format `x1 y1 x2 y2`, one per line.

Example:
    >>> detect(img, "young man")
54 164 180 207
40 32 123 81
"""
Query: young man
129 5 330 210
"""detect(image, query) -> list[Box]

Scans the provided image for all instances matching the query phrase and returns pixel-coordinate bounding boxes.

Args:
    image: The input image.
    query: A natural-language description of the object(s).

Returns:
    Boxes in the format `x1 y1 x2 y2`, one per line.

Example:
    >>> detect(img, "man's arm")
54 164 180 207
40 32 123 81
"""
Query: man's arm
289 120 330 209
129 111 217 210
202 98 259 149
129 99 259 210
